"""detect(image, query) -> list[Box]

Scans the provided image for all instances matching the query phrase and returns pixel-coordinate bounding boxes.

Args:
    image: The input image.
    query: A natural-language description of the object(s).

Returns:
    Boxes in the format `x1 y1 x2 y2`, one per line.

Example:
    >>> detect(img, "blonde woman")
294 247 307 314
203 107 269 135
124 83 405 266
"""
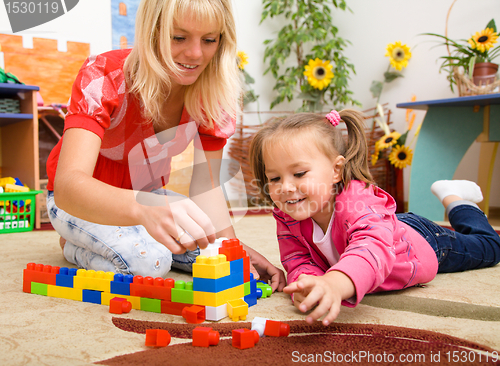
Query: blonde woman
46 0 285 291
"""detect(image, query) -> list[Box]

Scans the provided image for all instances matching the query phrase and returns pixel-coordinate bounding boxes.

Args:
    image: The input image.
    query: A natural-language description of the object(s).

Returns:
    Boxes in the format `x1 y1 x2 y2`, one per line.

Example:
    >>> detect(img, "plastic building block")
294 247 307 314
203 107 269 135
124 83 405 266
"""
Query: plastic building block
227 299 248 321
256 288 263 299
47 284 83 301
23 263 60 293
199 240 223 257
219 239 245 261
145 329 171 347
243 255 251 282
31 282 48 296
140 297 161 313
171 280 194 304
256 281 272 298
243 281 250 296
110 297 132 314
192 254 230 279
251 317 267 337
232 329 259 349
130 276 174 301
82 289 102 304
5 183 29 192
73 269 114 292
193 275 231 293
264 319 290 337
192 327 220 347
182 305 206 324
110 274 134 296
160 300 190 316
243 293 257 307
101 292 141 310
56 267 77 288
204 303 228 321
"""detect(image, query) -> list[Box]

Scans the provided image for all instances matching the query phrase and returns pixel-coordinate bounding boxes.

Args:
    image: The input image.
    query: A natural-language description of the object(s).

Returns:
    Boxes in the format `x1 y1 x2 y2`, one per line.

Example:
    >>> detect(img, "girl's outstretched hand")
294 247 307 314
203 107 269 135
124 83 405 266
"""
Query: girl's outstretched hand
283 271 356 326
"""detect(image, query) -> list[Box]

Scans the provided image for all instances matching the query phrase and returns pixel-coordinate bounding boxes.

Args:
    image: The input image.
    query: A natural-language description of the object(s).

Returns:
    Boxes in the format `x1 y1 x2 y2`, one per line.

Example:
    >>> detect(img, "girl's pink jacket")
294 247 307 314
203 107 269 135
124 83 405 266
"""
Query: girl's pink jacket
274 180 438 307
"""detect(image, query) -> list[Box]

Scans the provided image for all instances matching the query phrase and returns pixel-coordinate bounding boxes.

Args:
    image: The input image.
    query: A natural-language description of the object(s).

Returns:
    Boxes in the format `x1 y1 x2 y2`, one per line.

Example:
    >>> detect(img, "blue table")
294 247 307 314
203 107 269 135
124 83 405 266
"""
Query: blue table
397 94 500 221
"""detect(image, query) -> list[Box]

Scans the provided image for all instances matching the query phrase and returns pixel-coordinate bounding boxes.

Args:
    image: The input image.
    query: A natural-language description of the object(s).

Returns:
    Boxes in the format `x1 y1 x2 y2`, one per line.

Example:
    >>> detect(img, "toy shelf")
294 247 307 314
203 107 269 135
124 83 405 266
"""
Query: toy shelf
0 83 41 228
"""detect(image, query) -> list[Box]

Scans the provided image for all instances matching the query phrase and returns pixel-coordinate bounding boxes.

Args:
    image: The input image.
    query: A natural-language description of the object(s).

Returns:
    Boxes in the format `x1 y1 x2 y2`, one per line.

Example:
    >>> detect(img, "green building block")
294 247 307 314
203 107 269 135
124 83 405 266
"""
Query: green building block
171 280 194 304
31 282 48 296
243 281 250 296
140 297 161 313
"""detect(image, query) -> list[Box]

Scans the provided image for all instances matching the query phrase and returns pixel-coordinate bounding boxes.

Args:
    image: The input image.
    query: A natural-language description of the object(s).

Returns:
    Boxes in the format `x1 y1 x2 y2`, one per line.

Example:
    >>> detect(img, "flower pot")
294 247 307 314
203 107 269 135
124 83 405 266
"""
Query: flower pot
472 62 498 86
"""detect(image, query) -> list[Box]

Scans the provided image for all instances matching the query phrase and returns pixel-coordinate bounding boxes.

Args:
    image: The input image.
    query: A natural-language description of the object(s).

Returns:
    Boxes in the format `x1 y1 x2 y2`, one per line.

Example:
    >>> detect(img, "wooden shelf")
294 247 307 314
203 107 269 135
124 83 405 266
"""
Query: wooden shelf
0 83 41 228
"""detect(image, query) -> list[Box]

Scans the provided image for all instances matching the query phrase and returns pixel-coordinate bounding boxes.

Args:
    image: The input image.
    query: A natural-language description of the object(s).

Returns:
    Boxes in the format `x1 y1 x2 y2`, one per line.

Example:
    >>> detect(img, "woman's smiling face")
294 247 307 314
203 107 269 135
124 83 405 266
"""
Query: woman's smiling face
169 13 221 87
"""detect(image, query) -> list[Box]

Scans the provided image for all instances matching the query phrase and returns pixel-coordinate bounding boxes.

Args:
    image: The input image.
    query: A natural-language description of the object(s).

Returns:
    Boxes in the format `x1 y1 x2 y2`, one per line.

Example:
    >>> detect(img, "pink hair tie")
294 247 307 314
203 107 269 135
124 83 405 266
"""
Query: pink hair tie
325 110 341 127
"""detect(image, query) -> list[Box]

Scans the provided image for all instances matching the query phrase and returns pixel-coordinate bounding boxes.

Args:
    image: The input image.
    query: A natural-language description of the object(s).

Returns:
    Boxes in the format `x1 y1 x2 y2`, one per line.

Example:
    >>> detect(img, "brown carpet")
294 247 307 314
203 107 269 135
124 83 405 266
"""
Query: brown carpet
97 319 500 366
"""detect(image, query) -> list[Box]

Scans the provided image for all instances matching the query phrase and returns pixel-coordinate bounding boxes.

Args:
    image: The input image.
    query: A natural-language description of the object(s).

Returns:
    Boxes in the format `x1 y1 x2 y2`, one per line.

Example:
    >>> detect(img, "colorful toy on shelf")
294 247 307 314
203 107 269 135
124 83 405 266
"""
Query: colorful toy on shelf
22 238 270 322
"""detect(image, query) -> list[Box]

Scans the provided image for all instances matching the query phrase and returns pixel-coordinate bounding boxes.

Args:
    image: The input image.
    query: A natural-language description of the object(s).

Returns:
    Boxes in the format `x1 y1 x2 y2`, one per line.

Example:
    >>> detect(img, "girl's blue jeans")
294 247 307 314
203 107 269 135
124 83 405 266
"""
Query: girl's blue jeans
397 205 500 272
47 190 199 277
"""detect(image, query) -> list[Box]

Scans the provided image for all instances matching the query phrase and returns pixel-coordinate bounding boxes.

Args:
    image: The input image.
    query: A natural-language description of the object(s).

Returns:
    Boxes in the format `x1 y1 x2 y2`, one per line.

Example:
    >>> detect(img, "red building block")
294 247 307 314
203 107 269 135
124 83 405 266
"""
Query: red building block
182 305 206 324
23 263 60 293
243 254 251 282
109 297 132 314
219 239 245 261
160 300 190 316
192 327 220 347
264 320 290 337
130 276 174 301
232 329 259 349
145 329 171 347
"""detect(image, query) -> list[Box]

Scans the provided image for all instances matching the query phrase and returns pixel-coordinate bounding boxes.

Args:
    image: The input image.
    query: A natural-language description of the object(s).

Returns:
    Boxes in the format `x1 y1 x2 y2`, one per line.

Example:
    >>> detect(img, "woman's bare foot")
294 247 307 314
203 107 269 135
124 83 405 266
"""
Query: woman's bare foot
59 236 66 251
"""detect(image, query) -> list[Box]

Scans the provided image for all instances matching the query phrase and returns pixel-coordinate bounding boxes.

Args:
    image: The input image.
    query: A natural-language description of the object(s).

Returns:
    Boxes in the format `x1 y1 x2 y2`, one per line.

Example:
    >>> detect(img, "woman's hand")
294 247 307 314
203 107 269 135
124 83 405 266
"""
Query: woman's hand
242 244 286 292
136 193 216 254
283 271 355 326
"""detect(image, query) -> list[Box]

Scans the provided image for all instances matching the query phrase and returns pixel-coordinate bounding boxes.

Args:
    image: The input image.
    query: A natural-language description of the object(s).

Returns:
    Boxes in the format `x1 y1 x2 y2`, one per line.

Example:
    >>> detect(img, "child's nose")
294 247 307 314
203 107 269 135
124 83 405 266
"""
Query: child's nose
282 179 296 193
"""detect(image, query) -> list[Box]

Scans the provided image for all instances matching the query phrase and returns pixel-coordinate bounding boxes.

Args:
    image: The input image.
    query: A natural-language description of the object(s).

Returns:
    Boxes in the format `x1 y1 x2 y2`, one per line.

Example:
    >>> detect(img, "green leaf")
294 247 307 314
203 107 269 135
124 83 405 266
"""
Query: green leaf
397 131 409 146
486 19 497 33
243 70 255 84
384 71 404 83
370 80 383 99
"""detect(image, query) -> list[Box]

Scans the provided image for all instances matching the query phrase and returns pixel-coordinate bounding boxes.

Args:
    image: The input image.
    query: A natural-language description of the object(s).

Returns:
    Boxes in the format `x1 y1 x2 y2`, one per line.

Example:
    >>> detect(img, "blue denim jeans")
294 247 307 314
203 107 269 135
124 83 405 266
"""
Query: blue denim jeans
397 205 500 273
47 190 199 277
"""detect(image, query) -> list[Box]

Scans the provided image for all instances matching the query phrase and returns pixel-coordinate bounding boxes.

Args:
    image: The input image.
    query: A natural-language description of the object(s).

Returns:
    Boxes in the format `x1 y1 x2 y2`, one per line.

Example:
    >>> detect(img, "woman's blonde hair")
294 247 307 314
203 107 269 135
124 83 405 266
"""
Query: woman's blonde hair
249 109 374 204
124 0 240 129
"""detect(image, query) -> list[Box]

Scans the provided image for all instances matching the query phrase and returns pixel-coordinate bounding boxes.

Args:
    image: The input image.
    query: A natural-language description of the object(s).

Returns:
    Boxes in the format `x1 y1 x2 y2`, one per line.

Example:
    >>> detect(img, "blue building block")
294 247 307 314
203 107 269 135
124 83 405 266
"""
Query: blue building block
244 293 257 307
250 274 257 294
82 289 102 304
230 258 244 274
193 275 231 293
56 267 77 288
111 273 133 296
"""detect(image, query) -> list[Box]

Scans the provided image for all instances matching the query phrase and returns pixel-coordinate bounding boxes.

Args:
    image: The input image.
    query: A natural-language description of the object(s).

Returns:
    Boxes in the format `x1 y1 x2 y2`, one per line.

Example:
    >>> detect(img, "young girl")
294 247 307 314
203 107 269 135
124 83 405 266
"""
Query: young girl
249 109 500 325
46 0 285 291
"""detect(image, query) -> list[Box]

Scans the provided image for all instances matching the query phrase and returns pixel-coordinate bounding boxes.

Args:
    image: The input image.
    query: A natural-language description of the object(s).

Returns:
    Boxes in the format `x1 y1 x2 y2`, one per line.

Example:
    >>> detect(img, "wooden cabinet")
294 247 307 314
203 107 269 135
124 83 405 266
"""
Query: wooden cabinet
0 83 40 228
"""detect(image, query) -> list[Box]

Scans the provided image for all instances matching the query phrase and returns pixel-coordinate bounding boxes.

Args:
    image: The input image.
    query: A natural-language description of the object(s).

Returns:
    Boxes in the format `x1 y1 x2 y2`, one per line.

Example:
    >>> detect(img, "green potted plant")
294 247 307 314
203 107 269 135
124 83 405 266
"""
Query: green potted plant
424 19 499 91
260 0 359 112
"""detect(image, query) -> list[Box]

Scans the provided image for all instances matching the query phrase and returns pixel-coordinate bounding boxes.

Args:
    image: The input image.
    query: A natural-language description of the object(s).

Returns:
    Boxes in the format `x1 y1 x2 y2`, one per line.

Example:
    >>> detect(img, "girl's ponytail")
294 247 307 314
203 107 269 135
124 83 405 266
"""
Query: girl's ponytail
339 109 374 188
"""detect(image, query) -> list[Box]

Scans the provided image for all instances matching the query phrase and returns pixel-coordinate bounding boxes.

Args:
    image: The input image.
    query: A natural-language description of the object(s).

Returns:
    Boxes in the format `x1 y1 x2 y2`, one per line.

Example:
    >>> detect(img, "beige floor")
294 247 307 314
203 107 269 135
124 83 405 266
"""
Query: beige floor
1 214 499 365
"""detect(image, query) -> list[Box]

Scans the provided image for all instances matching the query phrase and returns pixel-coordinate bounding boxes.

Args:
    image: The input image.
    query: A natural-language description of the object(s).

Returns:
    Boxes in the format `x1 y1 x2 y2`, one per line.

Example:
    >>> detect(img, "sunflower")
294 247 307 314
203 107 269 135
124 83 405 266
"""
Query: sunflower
385 41 412 71
237 51 249 70
468 28 498 53
371 150 380 166
376 131 401 150
389 145 413 169
303 58 334 90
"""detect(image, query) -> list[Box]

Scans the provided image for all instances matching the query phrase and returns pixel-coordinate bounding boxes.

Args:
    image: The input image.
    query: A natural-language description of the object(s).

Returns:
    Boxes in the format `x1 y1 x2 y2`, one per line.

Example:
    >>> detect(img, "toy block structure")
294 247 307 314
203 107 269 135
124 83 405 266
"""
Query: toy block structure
22 238 268 322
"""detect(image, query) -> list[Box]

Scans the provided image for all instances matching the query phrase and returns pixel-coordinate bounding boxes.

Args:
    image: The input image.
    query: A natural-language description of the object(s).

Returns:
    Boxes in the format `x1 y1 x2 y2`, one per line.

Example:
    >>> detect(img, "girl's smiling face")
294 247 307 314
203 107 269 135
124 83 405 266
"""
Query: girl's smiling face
263 137 344 231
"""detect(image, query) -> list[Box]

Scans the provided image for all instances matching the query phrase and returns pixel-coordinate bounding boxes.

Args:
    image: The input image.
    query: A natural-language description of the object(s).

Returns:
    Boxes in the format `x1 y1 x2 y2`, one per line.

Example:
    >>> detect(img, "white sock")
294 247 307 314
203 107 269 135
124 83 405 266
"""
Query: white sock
431 180 483 203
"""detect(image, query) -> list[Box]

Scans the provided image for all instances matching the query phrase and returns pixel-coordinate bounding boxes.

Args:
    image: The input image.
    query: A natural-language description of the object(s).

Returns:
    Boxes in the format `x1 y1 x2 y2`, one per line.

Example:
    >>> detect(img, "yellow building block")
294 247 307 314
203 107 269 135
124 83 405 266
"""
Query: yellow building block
47 284 83 301
193 289 227 307
73 269 115 292
225 284 245 303
227 298 248 321
192 254 230 279
101 292 141 310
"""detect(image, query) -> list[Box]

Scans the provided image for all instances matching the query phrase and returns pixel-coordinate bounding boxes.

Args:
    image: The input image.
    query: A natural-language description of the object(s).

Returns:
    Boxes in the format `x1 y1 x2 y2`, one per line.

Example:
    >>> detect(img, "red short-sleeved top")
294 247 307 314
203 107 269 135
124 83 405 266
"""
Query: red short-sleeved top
46 49 235 192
